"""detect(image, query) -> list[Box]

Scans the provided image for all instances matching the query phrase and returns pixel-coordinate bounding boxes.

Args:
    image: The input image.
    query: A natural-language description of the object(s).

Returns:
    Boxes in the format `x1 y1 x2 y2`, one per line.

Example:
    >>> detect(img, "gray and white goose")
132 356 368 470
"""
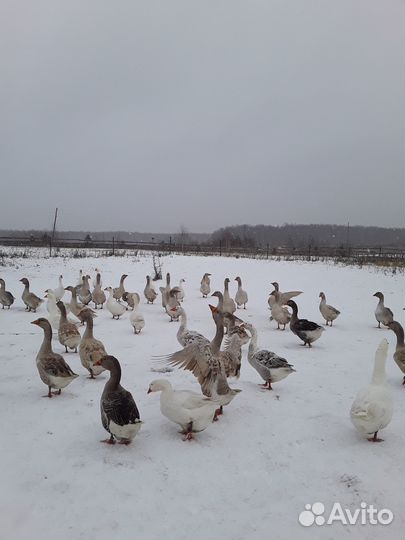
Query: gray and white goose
200 273 211 298
223 278 236 314
93 355 142 445
373 292 394 328
269 291 291 330
144 275 158 304
0 278 15 309
234 276 248 309
244 322 295 389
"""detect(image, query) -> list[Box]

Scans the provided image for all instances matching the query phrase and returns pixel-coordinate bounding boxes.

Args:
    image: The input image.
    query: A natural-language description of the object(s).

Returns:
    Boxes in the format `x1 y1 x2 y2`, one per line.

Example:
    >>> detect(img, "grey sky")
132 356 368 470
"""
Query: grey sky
1 0 404 232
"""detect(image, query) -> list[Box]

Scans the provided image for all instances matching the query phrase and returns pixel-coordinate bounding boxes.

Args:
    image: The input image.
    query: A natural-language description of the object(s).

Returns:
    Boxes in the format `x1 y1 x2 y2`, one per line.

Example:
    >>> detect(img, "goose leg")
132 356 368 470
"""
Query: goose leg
182 422 194 441
88 368 95 379
402 376 405 385
367 431 384 443
43 386 53 398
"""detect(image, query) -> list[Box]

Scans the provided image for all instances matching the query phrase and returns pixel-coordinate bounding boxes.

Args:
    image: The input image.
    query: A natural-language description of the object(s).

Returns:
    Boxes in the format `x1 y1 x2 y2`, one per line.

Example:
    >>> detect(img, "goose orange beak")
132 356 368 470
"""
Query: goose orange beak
31 319 41 325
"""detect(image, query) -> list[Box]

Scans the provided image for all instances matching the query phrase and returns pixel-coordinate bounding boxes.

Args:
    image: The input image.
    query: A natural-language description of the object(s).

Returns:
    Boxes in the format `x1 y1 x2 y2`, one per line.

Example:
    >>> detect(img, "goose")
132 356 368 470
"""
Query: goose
387 321 405 385
234 277 248 309
350 339 393 442
122 291 141 310
64 285 85 318
373 292 394 328
57 301 81 353
53 275 65 302
44 290 63 329
0 278 15 309
286 300 324 347
79 309 107 378
244 323 295 389
223 278 236 314
76 270 83 288
113 274 128 301
211 291 243 334
105 287 126 319
31 318 78 397
129 296 145 334
319 292 340 326
269 291 291 330
20 278 43 312
144 275 158 304
161 273 171 309
148 379 218 440
159 306 241 419
219 325 250 379
79 275 92 305
165 287 182 321
176 306 206 347
177 279 186 302
92 273 106 309
200 273 211 298
268 282 302 308
93 355 142 444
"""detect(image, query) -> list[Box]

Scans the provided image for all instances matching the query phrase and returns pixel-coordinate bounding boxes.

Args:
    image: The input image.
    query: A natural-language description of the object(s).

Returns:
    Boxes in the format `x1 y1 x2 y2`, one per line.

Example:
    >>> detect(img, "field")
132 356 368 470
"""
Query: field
0 252 404 540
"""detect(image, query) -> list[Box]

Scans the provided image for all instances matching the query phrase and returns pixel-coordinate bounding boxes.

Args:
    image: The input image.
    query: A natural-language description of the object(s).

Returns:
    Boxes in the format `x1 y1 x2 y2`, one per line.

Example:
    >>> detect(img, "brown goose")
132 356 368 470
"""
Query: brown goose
122 291 140 310
113 274 128 301
144 275 158 304
93 355 142 445
79 275 92 305
0 278 15 309
79 309 107 378
388 321 405 385
57 301 81 353
223 278 236 314
20 278 43 312
31 318 78 397
92 273 106 309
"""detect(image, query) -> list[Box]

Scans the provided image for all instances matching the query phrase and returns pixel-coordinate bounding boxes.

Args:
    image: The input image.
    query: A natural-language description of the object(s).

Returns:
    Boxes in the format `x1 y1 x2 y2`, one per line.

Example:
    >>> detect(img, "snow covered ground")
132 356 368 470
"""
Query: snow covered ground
0 252 404 540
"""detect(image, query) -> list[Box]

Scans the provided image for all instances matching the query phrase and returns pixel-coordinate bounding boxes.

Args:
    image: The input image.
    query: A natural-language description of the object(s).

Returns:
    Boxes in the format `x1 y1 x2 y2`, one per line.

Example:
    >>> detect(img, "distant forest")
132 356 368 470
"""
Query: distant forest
0 223 404 248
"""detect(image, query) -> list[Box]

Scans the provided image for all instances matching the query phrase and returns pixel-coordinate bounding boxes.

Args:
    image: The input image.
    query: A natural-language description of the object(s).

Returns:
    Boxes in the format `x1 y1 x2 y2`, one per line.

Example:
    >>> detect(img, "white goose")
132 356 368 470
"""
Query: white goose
148 379 219 440
268 282 302 308
350 339 393 442
53 275 65 302
269 291 291 330
177 279 186 302
129 295 145 334
105 287 126 319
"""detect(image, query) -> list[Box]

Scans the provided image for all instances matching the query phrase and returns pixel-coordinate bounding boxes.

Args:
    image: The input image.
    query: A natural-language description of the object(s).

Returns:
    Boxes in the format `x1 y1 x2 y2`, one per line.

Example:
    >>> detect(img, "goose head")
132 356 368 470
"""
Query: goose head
147 379 171 393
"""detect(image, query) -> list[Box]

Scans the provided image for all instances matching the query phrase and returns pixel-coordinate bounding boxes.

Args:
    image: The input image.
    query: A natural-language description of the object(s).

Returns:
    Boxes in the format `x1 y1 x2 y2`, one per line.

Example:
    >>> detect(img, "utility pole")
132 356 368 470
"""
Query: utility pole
50 207 58 257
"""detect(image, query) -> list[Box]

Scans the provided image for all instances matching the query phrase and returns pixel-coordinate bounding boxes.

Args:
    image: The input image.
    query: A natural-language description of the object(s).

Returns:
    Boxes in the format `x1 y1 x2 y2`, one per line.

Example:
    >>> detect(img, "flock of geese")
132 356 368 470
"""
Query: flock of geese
0 269 404 445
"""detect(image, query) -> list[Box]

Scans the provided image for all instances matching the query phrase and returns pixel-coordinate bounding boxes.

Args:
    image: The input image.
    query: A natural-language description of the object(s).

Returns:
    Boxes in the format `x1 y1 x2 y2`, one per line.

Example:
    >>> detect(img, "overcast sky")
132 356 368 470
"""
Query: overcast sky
1 0 404 232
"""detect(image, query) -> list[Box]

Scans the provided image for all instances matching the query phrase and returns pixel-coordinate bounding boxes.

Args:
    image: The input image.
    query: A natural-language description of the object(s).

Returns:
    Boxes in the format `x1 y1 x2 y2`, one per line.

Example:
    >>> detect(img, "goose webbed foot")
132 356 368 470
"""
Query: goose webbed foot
101 435 115 445
367 432 384 443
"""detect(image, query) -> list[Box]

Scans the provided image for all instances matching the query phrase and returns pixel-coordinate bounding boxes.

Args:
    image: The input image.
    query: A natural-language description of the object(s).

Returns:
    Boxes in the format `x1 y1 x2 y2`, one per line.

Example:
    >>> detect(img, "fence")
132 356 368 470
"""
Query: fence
0 235 404 263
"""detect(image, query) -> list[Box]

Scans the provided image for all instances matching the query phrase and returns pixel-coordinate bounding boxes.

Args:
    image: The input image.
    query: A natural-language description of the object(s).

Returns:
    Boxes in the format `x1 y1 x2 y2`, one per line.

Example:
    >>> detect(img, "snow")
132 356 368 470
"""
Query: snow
0 253 404 540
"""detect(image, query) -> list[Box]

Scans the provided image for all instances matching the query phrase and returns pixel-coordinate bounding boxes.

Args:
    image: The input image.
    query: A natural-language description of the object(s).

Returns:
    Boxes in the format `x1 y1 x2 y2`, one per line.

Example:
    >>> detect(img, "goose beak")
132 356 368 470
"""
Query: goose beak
209 304 219 313
147 388 152 394
31 319 40 326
